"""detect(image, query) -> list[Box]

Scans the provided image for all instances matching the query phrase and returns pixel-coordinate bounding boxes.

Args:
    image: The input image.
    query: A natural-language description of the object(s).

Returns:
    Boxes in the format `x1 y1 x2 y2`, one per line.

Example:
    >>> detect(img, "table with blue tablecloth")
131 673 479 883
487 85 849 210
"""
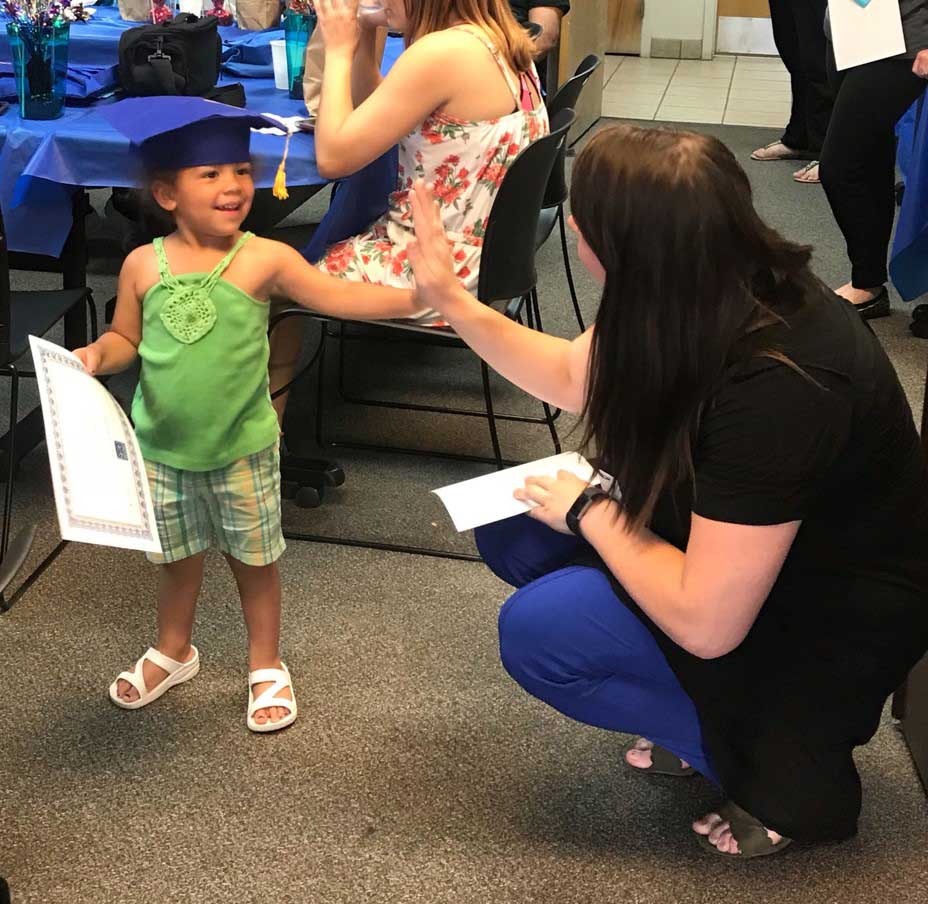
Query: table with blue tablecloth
0 12 401 257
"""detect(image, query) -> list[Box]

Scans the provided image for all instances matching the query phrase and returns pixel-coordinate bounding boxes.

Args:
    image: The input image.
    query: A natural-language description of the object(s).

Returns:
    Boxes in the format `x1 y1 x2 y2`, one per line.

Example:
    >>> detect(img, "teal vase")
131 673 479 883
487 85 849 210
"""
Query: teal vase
6 20 71 121
283 11 316 100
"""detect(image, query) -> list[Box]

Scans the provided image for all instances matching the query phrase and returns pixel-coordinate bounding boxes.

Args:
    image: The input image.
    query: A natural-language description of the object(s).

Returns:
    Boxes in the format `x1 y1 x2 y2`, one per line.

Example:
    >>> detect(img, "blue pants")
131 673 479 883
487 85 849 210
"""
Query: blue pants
477 515 720 785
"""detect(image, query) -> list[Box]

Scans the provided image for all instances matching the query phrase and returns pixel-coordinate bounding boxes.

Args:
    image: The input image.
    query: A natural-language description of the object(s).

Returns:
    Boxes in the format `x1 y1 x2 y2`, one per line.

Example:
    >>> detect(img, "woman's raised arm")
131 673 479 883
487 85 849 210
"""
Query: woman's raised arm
314 0 453 177
407 179 591 414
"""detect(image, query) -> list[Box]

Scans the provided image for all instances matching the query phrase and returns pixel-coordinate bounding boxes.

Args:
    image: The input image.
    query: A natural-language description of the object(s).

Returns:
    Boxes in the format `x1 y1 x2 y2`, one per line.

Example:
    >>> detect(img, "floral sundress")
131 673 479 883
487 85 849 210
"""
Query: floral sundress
317 26 550 325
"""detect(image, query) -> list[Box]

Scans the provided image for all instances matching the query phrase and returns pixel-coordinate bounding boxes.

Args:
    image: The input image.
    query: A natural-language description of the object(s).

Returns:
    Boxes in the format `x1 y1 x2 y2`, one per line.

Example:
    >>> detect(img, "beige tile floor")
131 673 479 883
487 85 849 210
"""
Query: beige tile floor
603 54 792 128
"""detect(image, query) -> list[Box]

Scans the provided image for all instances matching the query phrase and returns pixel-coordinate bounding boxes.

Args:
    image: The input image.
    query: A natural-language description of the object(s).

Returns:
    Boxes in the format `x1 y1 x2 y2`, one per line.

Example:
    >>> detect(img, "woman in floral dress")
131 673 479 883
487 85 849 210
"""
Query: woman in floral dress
268 0 549 418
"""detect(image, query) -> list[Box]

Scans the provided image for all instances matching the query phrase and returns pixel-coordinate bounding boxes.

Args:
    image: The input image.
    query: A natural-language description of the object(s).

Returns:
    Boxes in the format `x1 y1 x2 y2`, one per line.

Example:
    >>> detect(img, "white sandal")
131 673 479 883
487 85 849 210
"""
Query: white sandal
109 645 200 710
247 663 297 733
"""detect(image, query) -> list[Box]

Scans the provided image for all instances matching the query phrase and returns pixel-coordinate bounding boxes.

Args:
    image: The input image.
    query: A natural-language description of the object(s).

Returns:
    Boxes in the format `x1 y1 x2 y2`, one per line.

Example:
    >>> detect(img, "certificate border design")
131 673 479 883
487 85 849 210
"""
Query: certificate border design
39 345 157 542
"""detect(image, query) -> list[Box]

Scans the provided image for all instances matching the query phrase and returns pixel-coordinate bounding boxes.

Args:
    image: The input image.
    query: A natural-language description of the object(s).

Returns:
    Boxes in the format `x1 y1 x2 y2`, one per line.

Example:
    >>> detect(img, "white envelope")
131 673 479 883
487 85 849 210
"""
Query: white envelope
432 451 604 533
828 0 906 71
29 336 162 553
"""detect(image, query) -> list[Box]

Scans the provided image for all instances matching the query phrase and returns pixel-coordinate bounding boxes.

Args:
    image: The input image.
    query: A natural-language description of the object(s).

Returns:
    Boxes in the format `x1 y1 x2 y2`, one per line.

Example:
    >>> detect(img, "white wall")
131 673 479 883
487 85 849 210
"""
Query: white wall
641 0 717 59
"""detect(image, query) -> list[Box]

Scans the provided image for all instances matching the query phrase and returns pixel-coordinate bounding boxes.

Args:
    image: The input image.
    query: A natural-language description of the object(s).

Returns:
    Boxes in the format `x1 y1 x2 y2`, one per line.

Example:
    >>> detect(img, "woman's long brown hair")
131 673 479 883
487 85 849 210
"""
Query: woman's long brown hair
403 0 535 73
571 125 824 531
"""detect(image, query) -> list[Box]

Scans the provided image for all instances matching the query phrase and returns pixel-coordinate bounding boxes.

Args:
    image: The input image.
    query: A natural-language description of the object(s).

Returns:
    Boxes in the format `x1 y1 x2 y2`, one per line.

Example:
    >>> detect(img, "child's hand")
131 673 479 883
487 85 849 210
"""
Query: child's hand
407 179 464 315
73 345 101 376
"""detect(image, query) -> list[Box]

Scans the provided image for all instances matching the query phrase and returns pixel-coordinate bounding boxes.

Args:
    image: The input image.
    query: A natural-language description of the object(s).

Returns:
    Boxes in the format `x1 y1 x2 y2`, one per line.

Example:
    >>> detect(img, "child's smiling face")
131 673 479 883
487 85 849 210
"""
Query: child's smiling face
152 161 255 237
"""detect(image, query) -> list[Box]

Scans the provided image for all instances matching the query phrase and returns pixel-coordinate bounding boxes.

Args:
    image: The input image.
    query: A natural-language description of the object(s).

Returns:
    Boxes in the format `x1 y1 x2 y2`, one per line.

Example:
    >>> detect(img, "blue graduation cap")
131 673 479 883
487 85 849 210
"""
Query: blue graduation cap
101 96 281 171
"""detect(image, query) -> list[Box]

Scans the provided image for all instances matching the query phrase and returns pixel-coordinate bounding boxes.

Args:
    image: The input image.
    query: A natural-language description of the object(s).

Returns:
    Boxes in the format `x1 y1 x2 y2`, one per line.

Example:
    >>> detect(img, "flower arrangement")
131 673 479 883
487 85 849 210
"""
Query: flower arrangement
149 0 170 24
204 0 233 27
287 0 316 15
0 0 95 25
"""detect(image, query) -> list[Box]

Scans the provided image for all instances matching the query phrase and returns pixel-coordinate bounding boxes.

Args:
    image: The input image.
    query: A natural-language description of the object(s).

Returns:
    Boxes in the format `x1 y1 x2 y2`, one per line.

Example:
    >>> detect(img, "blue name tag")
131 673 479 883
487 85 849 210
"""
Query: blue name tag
853 0 872 7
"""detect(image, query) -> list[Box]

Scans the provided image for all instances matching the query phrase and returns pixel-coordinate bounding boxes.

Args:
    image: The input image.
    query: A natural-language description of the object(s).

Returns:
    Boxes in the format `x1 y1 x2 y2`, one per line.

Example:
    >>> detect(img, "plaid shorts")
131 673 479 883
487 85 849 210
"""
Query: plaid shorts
144 443 285 566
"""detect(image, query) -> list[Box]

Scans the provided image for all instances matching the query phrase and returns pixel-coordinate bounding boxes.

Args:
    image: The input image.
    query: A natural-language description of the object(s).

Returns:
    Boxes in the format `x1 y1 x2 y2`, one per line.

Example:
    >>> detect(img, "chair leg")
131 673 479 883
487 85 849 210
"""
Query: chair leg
87 293 99 342
2 367 19 559
314 326 329 449
558 205 585 333
480 361 504 469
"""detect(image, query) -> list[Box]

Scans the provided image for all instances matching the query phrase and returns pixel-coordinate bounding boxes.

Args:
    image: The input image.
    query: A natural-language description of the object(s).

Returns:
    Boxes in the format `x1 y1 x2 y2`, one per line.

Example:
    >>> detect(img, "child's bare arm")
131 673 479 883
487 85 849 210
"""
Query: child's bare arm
73 248 145 376
268 241 424 320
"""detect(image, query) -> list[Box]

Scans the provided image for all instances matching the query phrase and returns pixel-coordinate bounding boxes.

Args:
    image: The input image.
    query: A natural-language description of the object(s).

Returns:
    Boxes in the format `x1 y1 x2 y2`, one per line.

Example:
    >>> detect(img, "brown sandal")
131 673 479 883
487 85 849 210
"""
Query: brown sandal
622 738 696 777
696 801 793 859
751 140 805 161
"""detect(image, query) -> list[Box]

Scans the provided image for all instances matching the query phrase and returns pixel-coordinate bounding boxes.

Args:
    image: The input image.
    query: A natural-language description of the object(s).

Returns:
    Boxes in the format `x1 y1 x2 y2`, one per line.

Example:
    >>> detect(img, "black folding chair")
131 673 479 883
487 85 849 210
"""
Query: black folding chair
537 53 601 333
269 109 576 558
0 194 97 610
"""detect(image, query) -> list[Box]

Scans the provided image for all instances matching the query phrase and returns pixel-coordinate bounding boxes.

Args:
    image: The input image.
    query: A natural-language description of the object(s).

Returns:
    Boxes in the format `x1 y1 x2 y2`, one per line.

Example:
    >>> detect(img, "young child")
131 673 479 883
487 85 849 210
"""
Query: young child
76 98 422 733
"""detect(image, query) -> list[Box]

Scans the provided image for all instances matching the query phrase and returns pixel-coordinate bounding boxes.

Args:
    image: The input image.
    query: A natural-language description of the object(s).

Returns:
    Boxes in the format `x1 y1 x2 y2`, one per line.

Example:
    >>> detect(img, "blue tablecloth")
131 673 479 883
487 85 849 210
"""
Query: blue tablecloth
0 77 318 255
0 26 403 258
891 95 928 302
0 7 279 73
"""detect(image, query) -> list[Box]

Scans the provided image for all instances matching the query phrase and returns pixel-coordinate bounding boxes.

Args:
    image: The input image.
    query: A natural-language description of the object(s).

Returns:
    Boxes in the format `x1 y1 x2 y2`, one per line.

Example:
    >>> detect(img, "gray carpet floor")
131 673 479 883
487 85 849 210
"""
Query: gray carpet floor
0 117 926 904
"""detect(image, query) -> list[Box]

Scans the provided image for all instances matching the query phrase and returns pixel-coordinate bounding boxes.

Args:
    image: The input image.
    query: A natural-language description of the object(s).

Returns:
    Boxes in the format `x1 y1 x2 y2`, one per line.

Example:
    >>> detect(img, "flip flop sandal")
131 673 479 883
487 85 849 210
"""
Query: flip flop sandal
793 160 820 183
696 800 793 859
247 663 298 733
750 141 806 161
622 738 696 777
109 645 200 710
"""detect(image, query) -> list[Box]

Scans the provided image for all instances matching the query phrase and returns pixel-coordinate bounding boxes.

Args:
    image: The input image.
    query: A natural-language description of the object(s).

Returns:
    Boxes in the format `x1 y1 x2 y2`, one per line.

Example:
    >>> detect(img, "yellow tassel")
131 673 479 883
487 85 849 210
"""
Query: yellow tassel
272 130 292 201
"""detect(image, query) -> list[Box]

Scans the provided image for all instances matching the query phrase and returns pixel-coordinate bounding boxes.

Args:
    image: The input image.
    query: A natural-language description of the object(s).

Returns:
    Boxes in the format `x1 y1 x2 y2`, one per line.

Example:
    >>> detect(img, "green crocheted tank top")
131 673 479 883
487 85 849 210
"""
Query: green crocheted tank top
131 232 279 471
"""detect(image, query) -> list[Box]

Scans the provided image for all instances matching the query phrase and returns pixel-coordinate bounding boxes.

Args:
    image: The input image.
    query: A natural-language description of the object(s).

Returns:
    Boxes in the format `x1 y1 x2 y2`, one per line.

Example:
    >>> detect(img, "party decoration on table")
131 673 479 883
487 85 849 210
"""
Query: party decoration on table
149 0 171 24
1 0 94 119
234 0 282 31
116 0 150 20
203 0 232 26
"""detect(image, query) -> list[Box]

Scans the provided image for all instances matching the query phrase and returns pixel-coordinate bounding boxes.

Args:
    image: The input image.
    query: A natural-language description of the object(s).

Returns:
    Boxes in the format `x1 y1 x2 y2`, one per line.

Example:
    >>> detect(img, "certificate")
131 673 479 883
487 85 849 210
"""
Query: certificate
433 452 605 533
829 0 906 71
29 336 162 553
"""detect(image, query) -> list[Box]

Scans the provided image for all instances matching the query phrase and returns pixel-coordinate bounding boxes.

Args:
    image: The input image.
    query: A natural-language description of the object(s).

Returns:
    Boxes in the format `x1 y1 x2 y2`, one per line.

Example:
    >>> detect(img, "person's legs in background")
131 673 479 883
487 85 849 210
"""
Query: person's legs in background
753 1 832 182
789 0 832 182
819 53 926 317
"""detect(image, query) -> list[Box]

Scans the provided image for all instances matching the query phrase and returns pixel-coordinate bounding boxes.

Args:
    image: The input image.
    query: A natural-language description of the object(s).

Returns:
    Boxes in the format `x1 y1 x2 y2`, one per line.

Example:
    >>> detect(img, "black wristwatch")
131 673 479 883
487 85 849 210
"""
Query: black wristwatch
566 486 609 537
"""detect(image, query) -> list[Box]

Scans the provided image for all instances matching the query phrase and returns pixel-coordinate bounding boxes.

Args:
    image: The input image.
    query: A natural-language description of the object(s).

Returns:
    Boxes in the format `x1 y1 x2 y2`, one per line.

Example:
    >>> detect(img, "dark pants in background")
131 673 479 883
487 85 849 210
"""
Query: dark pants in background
770 0 834 154
819 51 926 288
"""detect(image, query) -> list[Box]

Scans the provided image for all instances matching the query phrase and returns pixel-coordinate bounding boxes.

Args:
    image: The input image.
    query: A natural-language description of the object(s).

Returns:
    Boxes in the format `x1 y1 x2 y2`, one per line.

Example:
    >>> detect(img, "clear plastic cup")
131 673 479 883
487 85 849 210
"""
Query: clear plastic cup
358 1 385 17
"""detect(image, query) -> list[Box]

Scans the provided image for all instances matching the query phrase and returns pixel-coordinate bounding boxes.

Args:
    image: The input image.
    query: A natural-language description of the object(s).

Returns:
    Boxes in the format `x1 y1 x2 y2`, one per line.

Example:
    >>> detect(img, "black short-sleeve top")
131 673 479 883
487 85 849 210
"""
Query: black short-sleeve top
592 291 928 841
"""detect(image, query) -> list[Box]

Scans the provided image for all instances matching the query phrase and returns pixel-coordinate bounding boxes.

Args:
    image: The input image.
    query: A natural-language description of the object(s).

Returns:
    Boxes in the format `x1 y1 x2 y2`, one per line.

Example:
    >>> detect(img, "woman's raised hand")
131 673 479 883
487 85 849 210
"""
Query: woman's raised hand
407 179 466 315
315 0 361 57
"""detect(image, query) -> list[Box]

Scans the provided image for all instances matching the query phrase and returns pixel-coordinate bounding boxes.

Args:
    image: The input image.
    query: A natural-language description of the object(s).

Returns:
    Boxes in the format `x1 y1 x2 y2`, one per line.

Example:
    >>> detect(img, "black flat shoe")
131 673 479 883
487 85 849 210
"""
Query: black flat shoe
851 287 890 320
910 303 928 338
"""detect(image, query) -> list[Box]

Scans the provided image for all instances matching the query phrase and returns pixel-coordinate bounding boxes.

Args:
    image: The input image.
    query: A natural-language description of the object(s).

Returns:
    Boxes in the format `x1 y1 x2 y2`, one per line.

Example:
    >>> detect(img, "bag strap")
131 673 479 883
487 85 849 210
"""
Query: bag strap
148 54 183 95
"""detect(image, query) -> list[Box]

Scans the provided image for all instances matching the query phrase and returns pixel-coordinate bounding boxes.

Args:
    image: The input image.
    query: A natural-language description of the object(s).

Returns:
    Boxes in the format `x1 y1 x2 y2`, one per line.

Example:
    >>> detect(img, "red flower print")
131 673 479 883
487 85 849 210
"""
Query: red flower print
453 249 467 263
456 266 471 280
507 143 521 157
446 154 460 165
481 164 506 188
324 242 354 276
